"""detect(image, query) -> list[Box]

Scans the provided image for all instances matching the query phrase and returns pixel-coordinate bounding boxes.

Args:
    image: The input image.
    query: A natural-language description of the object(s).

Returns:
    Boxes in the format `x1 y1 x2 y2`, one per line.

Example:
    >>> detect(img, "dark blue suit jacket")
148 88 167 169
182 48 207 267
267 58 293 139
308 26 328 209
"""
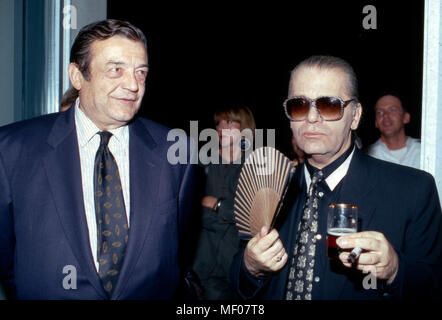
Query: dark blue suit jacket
230 148 442 300
0 107 196 299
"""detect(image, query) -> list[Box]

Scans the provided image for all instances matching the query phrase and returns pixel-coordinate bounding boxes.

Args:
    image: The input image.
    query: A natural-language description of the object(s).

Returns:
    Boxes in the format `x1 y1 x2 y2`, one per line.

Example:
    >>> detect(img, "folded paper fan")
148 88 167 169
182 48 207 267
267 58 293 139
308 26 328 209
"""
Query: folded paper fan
234 146 296 240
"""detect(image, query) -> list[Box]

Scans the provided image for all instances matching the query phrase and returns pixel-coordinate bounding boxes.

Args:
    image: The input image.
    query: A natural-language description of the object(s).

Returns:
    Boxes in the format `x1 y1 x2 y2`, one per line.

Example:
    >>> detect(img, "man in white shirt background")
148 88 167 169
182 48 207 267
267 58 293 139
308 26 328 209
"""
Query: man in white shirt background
367 94 421 169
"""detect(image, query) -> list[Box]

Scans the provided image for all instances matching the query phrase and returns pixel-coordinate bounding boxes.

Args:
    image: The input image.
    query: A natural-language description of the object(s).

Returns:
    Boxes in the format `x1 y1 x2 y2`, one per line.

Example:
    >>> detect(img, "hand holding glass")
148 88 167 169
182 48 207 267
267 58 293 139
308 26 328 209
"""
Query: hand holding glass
326 204 358 259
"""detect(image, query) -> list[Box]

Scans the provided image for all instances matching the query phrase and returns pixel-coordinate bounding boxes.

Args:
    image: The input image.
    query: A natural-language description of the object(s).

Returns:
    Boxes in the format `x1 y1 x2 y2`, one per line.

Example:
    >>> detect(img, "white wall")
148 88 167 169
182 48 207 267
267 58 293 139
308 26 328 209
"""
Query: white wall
59 0 107 100
69 0 107 44
0 0 17 126
422 0 442 197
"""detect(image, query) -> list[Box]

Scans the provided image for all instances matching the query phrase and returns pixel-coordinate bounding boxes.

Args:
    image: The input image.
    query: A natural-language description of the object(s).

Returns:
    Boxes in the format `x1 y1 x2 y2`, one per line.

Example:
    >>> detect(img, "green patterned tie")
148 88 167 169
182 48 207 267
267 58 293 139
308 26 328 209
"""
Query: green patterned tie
94 131 129 297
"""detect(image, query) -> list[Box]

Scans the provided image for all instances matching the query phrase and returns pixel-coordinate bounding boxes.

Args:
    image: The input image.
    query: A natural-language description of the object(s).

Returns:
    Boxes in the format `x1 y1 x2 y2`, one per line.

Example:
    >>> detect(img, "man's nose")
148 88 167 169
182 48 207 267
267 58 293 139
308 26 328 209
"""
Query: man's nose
122 71 139 92
381 111 391 120
306 103 321 123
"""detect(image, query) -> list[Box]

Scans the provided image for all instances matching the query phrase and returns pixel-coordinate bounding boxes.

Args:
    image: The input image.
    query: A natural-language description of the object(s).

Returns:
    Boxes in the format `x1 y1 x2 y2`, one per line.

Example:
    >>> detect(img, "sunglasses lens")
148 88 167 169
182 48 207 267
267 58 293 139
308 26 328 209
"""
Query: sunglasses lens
286 98 310 120
315 97 342 120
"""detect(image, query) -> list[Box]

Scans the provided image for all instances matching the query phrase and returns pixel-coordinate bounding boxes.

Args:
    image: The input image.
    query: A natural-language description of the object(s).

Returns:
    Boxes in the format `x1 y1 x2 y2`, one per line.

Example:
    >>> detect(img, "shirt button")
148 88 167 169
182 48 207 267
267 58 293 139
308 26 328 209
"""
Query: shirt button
314 276 320 283
318 192 324 197
315 234 322 240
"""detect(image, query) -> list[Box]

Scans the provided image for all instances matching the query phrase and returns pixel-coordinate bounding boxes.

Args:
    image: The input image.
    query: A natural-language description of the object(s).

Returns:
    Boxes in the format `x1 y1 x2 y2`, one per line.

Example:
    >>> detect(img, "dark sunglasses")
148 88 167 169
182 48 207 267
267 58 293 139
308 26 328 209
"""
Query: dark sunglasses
283 96 356 121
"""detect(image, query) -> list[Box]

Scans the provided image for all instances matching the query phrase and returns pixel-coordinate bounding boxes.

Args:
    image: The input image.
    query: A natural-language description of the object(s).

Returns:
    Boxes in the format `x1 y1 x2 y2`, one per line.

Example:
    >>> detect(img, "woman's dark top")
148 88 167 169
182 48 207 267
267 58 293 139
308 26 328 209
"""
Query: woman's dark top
192 157 243 300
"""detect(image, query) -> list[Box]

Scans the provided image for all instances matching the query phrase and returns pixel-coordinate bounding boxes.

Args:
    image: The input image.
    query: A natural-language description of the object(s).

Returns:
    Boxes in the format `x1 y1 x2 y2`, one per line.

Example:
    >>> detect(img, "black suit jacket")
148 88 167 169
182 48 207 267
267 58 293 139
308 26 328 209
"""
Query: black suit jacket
230 148 442 300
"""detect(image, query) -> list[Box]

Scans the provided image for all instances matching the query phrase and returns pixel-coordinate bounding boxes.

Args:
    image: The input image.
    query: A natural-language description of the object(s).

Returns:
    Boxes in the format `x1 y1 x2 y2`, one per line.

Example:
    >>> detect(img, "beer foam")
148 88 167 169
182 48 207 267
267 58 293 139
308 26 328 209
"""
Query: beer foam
327 228 357 236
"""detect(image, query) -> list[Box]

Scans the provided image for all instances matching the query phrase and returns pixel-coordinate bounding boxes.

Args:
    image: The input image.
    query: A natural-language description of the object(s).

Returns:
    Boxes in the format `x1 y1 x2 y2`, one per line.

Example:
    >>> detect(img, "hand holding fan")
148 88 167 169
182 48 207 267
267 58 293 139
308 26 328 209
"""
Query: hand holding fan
234 147 296 240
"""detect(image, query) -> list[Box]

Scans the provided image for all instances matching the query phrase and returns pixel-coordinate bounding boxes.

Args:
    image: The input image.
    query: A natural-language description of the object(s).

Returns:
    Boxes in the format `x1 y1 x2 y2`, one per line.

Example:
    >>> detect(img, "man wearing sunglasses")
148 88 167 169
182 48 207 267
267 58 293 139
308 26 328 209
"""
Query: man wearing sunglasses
230 55 441 300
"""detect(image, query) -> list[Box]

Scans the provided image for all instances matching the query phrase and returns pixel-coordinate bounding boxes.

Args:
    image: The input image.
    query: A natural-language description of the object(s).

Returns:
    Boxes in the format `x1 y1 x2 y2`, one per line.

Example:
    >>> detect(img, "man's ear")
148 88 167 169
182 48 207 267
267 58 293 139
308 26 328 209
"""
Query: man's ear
403 112 411 125
68 63 83 90
351 103 362 130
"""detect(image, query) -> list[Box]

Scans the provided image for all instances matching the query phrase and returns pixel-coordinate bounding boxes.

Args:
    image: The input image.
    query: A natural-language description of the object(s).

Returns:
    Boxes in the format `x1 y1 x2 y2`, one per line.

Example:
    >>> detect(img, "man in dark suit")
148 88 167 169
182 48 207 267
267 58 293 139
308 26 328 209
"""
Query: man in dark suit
230 55 442 300
0 19 196 299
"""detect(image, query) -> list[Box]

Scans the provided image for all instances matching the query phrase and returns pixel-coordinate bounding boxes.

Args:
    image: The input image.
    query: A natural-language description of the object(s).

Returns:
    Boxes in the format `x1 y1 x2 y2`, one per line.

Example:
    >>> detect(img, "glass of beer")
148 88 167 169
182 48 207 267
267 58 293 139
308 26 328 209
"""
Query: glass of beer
326 203 358 259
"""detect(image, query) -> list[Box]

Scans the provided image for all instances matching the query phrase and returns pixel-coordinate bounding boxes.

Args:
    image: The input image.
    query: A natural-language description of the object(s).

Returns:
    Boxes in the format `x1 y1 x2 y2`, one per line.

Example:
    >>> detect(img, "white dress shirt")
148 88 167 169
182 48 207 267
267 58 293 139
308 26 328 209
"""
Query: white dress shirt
304 148 355 192
74 99 131 271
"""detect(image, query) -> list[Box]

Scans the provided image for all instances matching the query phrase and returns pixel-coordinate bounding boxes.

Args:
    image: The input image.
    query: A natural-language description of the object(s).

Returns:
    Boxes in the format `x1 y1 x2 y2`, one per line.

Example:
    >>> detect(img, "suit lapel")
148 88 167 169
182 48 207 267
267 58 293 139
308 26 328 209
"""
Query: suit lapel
325 148 377 299
112 118 162 299
337 149 377 230
43 108 107 298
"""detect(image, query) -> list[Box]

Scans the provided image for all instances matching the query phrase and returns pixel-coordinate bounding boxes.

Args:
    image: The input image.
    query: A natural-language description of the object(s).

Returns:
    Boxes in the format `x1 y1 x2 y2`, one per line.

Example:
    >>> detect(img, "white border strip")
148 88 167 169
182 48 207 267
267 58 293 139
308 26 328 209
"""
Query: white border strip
422 0 441 194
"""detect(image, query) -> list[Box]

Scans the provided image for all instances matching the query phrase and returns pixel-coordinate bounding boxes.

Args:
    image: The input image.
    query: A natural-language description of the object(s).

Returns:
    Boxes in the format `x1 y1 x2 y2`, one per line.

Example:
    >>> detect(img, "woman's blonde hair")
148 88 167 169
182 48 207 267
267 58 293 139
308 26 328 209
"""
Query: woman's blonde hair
213 106 256 132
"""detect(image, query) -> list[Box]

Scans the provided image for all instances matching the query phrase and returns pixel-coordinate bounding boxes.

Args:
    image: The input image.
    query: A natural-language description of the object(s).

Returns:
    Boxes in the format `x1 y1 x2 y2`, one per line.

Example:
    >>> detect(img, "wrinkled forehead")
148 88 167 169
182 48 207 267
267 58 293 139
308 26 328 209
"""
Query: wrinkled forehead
89 36 148 65
375 95 403 110
289 66 350 99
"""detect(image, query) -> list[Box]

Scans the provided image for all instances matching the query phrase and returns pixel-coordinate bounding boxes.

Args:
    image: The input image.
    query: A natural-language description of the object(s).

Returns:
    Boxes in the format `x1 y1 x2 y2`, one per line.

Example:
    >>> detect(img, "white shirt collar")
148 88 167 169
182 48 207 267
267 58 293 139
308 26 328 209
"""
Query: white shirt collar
74 98 128 148
304 147 355 192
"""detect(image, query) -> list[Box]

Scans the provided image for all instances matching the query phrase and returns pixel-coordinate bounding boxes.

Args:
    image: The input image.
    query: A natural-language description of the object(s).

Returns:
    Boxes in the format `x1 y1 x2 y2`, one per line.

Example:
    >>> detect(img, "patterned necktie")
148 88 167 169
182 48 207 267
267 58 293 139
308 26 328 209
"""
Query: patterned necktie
286 170 323 300
94 131 129 297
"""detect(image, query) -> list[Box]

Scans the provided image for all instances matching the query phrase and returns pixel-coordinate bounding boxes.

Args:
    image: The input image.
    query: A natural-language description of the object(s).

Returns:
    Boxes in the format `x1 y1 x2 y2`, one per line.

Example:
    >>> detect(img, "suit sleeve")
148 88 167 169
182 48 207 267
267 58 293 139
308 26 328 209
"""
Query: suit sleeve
229 239 271 300
0 152 16 299
388 174 442 299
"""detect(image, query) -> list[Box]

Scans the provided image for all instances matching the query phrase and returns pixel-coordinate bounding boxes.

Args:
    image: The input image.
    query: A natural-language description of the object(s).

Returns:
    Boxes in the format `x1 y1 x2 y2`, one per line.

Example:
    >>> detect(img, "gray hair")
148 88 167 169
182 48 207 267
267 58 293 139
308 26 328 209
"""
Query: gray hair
70 19 148 81
290 55 359 103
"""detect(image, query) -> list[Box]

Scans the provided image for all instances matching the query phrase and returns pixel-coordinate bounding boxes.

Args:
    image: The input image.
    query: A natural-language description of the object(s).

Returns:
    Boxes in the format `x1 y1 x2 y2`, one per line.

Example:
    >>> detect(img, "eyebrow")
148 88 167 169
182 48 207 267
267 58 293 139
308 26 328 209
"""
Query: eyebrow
106 60 149 69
